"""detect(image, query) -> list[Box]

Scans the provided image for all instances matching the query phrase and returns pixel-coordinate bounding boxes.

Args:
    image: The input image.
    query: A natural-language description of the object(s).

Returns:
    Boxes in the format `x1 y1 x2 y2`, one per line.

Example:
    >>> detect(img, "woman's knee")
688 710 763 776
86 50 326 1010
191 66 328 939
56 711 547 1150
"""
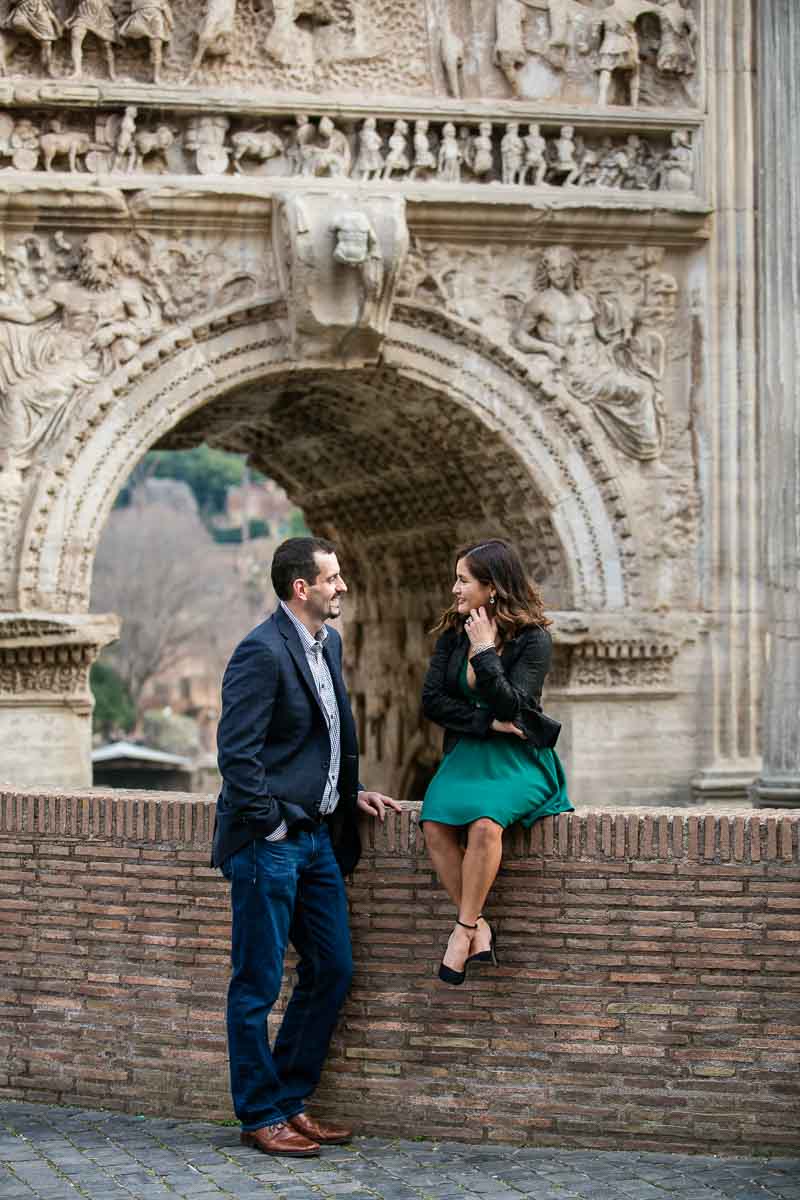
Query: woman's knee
423 821 454 851
468 818 503 851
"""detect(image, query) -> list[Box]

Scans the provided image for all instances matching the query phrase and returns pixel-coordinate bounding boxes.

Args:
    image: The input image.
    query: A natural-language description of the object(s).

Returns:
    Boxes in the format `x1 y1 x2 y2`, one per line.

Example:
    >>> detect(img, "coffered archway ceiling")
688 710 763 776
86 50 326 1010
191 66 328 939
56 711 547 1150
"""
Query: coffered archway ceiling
158 365 570 609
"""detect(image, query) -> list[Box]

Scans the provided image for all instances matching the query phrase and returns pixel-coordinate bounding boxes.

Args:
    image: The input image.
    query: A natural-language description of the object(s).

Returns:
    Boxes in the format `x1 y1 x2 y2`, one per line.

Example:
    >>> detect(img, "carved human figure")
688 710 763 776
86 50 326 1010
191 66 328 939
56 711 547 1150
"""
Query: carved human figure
231 128 283 173
596 135 625 187
118 0 173 82
287 113 315 176
520 123 547 186
549 125 578 187
620 133 653 190
658 127 692 191
593 1 641 108
265 0 332 67
494 0 526 97
437 0 464 98
66 0 117 78
546 0 571 48
0 233 161 465
500 121 523 185
654 0 696 76
185 0 236 81
437 121 462 183
331 208 384 326
304 115 350 177
470 122 494 180
511 245 666 461
111 106 137 173
573 136 599 187
409 119 436 180
382 119 409 180
5 0 61 76
354 117 384 181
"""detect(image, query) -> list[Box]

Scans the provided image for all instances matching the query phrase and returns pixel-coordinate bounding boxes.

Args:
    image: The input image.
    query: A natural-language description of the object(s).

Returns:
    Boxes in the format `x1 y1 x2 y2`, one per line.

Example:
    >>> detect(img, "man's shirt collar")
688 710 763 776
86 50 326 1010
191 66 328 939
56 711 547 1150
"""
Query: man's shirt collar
280 600 328 651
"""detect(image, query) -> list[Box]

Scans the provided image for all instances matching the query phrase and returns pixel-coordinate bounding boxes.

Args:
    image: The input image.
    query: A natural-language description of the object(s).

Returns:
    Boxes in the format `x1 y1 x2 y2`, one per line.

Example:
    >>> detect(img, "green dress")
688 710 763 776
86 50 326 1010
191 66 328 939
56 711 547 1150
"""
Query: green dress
420 659 572 829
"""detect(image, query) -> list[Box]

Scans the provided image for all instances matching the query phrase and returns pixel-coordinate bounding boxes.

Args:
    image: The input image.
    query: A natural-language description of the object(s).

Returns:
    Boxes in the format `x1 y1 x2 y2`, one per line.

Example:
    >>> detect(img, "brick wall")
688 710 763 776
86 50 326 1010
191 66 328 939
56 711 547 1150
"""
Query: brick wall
1 789 799 1155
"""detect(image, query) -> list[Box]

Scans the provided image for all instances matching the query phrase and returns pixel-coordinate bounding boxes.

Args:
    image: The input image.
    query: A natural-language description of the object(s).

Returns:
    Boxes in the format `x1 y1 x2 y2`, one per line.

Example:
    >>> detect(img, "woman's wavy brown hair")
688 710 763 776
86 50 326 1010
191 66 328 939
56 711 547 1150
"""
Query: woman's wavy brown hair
430 538 552 641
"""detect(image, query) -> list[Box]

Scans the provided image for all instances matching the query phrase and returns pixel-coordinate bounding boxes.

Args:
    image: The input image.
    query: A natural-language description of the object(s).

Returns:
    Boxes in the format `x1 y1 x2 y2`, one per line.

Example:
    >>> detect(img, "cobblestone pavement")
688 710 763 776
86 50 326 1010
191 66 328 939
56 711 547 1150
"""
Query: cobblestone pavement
0 1103 798 1200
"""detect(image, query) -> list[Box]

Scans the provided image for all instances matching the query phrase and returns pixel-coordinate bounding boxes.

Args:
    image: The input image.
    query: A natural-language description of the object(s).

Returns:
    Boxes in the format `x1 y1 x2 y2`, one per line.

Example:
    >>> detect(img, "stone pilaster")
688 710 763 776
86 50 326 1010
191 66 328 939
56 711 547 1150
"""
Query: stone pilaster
690 0 762 802
0 614 119 790
752 1 800 806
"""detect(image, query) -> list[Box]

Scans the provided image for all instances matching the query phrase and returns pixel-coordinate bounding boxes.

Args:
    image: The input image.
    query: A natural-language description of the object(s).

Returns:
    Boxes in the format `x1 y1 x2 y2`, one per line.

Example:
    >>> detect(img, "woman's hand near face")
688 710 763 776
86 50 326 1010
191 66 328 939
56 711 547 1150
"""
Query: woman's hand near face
465 605 497 650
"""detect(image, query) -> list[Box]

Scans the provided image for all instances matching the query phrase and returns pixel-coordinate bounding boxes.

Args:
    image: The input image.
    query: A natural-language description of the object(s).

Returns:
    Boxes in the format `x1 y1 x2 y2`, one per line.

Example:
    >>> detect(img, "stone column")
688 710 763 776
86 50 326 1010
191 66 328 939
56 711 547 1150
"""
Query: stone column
752 0 800 806
690 0 762 801
0 614 119 790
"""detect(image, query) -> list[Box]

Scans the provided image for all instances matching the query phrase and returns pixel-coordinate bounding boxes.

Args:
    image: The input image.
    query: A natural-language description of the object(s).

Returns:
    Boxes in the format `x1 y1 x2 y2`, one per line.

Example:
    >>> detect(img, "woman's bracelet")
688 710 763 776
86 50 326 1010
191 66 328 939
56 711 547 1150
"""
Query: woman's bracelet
470 641 495 656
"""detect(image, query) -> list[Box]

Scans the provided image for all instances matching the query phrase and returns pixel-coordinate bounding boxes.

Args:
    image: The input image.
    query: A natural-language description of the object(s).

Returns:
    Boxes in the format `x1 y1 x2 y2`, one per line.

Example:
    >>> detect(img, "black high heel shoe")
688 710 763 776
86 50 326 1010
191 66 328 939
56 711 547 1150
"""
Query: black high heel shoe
466 915 499 967
438 919 478 985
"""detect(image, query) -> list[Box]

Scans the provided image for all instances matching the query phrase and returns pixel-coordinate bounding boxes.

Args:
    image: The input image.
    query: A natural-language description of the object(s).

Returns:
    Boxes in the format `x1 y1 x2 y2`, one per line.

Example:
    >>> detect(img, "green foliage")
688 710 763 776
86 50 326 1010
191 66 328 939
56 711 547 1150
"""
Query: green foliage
116 445 264 515
210 518 271 544
288 509 311 537
91 660 136 738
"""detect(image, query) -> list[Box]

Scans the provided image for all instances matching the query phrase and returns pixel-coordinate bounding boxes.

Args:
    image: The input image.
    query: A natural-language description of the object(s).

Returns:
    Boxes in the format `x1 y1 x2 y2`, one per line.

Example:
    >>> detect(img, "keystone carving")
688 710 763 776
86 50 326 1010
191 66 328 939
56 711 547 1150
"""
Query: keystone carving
272 191 408 364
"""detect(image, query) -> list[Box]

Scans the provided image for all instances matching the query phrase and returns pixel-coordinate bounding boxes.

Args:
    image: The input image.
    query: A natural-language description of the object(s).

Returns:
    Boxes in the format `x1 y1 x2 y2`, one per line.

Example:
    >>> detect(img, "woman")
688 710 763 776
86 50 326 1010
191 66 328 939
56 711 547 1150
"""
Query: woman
420 539 572 985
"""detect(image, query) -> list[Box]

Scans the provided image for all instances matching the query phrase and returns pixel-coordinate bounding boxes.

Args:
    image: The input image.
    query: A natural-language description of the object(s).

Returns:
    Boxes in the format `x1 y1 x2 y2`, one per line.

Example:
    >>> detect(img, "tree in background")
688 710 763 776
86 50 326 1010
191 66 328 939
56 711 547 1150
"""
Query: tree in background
92 499 253 710
90 661 136 739
116 445 261 515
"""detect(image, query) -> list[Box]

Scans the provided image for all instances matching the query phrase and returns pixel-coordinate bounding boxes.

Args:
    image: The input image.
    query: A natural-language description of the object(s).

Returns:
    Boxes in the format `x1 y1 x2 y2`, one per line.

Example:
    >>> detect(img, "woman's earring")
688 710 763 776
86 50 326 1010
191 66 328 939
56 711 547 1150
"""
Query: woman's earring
489 594 496 605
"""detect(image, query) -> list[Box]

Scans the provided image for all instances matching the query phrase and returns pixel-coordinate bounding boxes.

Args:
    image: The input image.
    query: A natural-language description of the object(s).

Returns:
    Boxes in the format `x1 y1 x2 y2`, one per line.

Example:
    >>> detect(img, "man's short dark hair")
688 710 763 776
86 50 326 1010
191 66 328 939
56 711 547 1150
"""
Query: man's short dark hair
271 537 338 601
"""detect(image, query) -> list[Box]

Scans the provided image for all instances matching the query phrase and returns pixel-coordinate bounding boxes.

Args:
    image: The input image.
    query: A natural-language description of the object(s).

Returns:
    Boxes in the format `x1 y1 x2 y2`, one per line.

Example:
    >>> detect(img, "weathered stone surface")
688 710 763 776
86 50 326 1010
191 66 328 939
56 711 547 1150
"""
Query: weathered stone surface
0 0 778 810
752 0 800 807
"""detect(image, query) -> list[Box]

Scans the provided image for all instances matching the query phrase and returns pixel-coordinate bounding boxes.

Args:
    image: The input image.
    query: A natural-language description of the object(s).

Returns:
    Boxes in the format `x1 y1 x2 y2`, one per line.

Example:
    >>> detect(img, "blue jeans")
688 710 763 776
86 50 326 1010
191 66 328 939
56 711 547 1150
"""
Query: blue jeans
220 825 353 1131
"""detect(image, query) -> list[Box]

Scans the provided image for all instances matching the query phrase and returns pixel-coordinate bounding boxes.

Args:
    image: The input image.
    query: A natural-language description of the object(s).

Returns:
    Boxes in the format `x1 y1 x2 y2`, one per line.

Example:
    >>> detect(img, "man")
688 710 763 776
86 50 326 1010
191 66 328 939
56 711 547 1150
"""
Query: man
214 537 399 1158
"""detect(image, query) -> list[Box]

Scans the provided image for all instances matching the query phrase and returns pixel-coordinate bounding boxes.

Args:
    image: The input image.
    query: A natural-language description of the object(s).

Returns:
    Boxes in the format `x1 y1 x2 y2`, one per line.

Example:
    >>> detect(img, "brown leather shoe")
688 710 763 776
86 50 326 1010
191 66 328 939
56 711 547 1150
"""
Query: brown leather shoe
289 1111 353 1145
240 1121 320 1156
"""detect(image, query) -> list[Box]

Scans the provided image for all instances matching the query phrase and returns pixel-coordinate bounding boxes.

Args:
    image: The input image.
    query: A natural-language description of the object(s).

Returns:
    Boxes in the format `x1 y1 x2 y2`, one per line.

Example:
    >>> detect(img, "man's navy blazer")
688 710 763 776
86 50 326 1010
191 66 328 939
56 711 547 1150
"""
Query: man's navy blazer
213 605 361 874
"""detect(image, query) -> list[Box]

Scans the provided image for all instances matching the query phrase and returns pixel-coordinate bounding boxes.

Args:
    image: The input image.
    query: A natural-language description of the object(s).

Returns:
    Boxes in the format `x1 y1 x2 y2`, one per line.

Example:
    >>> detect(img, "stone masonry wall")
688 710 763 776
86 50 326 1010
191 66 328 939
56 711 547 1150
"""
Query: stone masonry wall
0 790 798 1155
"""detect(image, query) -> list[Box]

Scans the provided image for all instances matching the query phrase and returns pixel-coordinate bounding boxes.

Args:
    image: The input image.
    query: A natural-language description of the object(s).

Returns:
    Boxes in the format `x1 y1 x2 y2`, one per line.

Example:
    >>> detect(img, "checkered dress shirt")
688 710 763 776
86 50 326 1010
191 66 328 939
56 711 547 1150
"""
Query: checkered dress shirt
264 603 341 842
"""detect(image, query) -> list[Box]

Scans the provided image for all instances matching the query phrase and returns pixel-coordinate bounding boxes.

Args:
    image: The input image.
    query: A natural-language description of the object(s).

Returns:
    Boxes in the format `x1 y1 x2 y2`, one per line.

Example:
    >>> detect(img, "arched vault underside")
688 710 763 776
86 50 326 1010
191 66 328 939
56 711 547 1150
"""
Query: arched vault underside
19 300 633 617
161 368 569 610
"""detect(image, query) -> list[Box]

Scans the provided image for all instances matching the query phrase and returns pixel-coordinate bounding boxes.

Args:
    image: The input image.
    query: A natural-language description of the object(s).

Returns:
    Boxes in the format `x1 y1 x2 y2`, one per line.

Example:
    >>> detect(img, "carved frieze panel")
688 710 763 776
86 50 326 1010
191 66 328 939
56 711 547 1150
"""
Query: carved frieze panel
0 612 118 700
0 106 698 196
550 641 680 693
436 0 701 108
0 643 94 697
0 225 266 467
398 239 681 459
396 237 699 606
0 0 701 106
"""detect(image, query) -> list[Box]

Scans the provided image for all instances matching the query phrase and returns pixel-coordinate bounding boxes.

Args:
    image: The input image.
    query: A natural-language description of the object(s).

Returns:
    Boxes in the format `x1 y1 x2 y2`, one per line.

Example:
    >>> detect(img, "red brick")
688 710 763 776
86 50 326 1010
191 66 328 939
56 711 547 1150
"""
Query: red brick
1 801 799 1156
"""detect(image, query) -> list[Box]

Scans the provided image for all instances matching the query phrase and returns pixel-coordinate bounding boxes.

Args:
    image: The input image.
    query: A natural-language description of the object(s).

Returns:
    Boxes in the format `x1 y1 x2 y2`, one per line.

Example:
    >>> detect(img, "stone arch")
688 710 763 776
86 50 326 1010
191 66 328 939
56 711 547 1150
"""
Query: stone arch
19 297 634 616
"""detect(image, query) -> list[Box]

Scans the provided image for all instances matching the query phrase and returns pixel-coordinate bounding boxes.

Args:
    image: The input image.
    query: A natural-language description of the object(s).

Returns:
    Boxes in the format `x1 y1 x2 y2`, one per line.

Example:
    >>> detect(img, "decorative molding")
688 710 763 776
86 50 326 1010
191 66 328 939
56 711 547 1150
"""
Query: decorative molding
0 611 118 706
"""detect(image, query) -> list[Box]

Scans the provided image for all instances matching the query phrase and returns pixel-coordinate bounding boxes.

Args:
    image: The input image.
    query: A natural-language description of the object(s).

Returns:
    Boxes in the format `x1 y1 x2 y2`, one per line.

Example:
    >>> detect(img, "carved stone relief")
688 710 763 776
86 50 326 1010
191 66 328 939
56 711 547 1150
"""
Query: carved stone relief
398 239 680 462
0 225 264 575
272 191 408 361
443 0 701 107
0 107 697 194
0 0 431 92
0 0 700 102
